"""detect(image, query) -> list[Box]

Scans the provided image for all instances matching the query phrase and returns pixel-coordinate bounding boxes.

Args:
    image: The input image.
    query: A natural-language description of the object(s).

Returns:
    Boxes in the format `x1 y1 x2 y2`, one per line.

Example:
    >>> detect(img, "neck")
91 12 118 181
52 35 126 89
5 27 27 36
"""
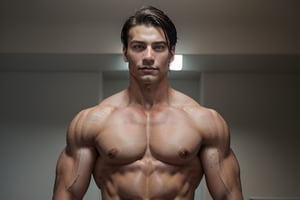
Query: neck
127 80 171 110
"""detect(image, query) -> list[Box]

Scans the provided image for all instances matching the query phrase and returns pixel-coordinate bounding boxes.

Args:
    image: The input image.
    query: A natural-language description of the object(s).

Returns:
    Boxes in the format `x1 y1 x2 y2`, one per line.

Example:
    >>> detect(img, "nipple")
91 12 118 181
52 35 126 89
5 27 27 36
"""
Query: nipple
178 148 190 159
107 148 118 159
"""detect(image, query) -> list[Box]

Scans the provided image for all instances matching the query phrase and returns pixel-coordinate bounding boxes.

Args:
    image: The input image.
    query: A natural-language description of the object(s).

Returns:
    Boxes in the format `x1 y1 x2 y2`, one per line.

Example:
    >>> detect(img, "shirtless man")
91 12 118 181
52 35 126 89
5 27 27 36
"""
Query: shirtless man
53 6 243 200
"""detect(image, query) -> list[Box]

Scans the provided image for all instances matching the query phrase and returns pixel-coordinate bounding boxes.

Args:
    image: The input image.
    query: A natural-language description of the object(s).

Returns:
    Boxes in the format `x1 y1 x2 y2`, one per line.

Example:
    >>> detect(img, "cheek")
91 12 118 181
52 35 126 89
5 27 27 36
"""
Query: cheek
127 57 141 71
126 52 141 64
128 58 141 68
158 55 171 66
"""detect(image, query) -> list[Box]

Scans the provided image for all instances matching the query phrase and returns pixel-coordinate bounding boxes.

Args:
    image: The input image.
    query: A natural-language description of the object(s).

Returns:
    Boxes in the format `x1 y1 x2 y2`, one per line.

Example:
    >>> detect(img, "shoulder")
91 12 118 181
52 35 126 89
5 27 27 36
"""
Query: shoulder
67 91 127 148
194 107 230 149
181 104 231 154
66 106 110 150
185 104 227 135
70 89 128 131
171 88 222 123
171 89 229 146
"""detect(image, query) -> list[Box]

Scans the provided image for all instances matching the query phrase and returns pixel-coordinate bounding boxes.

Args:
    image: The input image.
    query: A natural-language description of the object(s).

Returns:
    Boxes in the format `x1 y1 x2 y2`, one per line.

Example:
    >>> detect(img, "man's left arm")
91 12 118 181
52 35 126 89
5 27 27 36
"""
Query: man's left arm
199 110 243 200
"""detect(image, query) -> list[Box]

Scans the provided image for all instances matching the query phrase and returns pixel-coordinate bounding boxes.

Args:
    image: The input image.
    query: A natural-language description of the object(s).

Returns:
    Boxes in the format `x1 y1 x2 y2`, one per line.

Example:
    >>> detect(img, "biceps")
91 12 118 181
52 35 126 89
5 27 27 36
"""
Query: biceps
54 147 96 199
201 148 241 198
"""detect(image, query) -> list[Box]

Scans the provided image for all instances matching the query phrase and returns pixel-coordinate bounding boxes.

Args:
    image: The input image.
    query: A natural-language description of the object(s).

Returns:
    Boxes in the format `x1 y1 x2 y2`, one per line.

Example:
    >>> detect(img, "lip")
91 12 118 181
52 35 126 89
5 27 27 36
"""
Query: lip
139 67 158 73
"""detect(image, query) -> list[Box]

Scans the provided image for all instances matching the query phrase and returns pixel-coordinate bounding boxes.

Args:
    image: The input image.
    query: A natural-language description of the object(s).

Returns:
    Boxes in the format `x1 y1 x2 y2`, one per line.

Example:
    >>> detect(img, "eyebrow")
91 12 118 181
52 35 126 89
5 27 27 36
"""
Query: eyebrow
130 40 167 45
152 41 168 45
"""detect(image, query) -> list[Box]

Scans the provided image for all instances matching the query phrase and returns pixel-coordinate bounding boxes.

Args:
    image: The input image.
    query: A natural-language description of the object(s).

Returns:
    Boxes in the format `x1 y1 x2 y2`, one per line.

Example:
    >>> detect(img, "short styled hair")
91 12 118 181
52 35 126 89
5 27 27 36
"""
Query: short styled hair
121 6 177 51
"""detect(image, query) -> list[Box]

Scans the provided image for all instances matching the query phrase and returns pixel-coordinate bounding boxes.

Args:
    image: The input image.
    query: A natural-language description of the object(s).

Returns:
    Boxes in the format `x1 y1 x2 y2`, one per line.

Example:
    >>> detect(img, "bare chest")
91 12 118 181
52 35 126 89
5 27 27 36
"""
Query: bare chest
95 107 202 165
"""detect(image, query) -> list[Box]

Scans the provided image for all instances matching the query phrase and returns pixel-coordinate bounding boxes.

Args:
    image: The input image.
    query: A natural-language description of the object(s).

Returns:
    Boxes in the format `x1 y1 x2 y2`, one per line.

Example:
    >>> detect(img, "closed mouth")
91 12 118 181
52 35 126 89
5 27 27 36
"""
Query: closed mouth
139 67 158 70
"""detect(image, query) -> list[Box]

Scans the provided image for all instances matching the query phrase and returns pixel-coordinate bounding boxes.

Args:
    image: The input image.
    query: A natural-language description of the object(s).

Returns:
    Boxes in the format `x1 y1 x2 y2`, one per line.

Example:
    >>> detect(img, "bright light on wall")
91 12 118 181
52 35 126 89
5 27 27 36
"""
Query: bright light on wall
170 55 183 71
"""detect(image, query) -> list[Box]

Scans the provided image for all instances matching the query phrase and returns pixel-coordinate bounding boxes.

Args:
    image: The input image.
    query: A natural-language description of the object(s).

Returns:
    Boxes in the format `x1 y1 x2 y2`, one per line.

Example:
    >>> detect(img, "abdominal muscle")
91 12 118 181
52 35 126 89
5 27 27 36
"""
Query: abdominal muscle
93 156 203 200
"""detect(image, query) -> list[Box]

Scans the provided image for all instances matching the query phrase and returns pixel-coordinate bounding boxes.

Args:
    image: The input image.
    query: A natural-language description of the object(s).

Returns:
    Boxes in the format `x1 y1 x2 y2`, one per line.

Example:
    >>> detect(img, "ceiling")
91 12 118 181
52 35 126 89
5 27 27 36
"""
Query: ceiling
0 0 299 54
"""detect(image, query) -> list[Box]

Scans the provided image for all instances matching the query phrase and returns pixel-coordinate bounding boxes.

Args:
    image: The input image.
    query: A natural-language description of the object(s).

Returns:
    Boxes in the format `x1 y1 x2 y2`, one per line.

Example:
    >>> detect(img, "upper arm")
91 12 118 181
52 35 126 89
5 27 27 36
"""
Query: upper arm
200 110 243 200
53 110 98 200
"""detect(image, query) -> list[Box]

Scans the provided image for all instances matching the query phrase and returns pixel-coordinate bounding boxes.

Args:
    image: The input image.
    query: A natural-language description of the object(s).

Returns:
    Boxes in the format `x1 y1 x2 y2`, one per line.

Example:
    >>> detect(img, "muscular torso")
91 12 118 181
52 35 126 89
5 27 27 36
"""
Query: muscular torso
92 100 204 200
54 88 242 200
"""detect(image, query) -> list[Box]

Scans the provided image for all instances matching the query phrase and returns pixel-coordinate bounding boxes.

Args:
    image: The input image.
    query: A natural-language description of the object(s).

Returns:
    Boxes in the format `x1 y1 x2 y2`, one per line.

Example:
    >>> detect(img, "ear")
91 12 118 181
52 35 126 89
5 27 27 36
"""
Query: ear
123 46 128 62
169 46 175 63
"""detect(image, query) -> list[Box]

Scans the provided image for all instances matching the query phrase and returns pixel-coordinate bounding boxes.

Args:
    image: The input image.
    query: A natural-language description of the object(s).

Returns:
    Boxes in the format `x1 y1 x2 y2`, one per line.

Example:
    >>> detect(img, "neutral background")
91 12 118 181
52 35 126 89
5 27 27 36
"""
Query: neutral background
0 0 300 200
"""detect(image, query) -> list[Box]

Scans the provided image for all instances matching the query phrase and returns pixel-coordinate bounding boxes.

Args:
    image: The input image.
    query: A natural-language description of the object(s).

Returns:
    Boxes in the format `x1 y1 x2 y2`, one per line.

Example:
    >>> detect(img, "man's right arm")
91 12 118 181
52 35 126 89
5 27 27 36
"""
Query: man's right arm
53 111 97 200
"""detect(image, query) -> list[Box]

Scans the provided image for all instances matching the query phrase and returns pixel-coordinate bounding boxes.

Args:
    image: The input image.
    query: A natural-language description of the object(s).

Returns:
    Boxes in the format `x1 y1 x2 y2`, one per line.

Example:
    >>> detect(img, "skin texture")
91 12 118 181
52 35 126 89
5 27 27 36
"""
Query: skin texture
53 25 243 200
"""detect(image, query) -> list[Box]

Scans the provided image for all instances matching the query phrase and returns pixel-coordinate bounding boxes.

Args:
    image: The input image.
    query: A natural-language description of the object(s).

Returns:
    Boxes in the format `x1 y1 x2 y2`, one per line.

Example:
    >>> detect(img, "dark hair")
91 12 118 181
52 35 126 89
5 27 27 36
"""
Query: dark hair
121 6 177 51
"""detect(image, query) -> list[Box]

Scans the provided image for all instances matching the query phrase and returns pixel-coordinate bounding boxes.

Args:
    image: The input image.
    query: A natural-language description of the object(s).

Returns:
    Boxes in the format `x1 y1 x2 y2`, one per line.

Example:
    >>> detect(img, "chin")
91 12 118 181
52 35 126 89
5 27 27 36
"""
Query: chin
139 75 157 83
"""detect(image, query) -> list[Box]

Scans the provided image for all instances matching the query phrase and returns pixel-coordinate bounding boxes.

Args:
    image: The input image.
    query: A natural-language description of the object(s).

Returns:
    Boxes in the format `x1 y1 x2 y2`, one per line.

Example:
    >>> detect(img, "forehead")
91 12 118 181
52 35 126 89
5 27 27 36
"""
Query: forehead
128 25 167 43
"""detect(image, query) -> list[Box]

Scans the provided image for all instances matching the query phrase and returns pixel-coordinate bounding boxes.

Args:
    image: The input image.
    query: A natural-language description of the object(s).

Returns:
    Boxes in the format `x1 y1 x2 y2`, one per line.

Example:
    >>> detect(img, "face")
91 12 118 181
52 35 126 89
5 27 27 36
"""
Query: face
123 25 175 85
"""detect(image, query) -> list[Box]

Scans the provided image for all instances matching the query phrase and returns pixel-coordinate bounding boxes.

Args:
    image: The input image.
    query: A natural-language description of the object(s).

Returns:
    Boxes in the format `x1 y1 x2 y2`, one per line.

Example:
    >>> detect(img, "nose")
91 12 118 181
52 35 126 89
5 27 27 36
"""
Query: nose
143 46 154 66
